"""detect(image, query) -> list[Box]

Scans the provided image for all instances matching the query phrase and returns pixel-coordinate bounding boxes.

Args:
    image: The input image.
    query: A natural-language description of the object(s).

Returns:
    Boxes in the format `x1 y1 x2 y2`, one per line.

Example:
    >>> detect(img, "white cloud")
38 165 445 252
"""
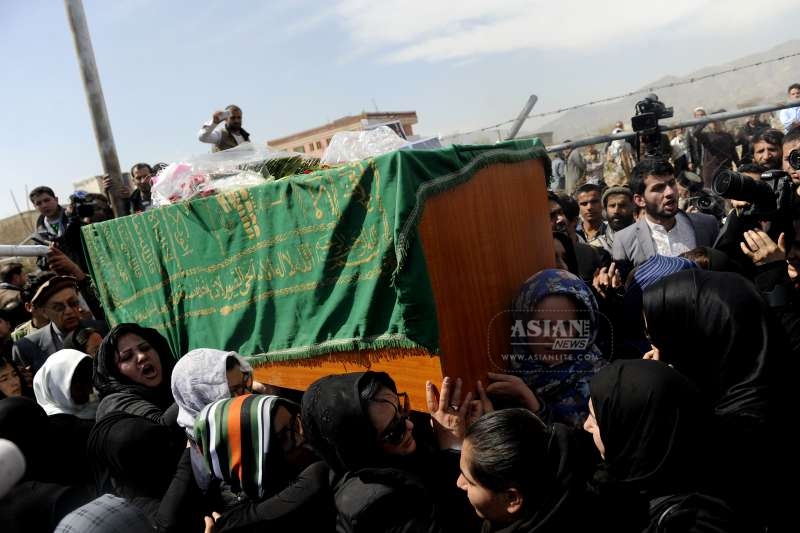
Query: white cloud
331 0 796 63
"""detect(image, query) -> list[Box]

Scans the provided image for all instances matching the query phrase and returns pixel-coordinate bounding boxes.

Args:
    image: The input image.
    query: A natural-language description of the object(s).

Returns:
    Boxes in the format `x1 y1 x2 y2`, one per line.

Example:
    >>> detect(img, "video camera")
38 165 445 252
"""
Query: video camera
630 93 673 158
685 192 726 220
713 169 796 223
68 190 97 222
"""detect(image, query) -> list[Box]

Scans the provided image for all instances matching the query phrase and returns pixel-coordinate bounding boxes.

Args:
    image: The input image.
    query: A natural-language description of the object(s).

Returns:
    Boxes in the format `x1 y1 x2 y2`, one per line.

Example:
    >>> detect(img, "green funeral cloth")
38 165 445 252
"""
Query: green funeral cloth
82 139 549 364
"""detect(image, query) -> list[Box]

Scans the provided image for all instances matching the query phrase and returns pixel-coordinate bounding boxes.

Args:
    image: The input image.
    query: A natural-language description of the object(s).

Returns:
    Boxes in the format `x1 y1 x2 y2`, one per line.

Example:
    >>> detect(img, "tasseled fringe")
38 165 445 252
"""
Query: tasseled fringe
245 345 433 368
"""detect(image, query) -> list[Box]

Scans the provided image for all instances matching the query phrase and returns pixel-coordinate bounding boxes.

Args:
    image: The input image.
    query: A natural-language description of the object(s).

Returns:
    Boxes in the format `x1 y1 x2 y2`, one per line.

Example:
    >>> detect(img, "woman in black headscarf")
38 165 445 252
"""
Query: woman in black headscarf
642 270 786 529
0 397 93 533
642 270 773 419
301 371 466 533
585 359 738 532
56 411 202 533
93 323 178 425
458 408 598 533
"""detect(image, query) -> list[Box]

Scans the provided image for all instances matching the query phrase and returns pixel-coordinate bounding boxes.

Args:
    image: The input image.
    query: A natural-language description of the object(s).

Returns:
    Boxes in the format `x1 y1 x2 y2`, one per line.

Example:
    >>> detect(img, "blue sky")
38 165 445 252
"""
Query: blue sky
0 0 796 220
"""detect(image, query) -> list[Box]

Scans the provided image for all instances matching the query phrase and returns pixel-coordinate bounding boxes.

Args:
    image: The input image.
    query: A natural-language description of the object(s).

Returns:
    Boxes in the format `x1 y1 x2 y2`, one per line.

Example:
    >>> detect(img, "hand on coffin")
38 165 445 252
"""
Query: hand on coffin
251 380 279 395
464 379 494 428
204 512 221 533
426 376 473 451
486 372 541 413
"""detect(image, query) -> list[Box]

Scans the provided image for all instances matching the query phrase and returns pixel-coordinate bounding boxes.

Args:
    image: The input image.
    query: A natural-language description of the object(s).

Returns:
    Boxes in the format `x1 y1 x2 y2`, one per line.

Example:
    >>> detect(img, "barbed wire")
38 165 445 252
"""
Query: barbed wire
454 50 800 137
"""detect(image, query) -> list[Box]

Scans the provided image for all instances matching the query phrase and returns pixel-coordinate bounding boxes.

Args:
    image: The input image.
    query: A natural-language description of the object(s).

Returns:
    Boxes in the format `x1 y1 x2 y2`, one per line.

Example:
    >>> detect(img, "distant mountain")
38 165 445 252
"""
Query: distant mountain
532 39 800 142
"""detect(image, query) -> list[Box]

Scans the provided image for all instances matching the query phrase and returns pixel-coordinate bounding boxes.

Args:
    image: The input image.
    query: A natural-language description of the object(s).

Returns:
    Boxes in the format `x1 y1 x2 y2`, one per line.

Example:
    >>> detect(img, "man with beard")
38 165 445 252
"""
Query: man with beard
198 104 251 152
612 158 719 267
595 187 635 253
738 114 771 165
752 129 784 170
128 163 155 213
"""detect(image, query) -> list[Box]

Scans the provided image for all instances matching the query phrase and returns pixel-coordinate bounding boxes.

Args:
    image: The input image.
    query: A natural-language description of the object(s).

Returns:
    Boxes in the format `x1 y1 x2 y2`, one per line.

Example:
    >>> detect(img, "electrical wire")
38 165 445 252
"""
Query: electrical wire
453 50 800 137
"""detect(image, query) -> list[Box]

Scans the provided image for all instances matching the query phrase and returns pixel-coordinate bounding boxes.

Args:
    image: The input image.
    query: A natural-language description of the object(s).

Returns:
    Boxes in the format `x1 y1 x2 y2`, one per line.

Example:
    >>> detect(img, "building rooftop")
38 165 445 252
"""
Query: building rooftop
268 111 418 146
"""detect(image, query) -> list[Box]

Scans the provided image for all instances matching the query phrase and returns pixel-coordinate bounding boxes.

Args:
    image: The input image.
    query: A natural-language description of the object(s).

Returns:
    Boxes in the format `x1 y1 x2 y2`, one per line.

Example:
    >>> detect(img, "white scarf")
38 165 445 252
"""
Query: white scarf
33 349 98 419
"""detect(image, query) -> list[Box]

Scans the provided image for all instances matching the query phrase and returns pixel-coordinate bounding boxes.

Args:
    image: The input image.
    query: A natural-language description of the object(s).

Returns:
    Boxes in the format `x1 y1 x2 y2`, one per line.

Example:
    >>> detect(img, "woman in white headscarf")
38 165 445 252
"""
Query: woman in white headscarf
33 348 98 487
33 349 97 419
171 348 256 439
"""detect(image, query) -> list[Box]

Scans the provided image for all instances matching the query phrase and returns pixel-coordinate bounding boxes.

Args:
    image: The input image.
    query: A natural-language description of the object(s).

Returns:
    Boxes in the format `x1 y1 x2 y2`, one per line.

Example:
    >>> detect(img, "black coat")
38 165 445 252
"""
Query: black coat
333 467 444 533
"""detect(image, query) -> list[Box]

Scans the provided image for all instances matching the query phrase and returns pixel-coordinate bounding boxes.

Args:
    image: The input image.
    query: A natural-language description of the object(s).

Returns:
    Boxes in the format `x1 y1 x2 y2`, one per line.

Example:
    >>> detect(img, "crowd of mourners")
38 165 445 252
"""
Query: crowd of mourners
1 87 799 533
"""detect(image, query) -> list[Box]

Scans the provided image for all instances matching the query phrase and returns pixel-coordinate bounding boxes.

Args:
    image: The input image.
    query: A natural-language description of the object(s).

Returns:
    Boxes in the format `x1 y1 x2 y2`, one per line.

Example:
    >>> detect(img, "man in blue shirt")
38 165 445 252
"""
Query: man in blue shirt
779 83 800 133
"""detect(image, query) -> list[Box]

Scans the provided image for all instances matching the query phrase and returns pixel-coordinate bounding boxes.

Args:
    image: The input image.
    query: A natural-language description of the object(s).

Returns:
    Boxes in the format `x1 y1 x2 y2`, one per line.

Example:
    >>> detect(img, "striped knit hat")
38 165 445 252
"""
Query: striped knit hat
194 394 284 499
623 255 698 342
631 255 697 294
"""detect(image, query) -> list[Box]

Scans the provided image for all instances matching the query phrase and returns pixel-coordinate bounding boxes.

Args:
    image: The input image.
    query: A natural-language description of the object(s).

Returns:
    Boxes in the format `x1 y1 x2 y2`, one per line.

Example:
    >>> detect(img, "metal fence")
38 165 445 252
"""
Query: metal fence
546 100 800 153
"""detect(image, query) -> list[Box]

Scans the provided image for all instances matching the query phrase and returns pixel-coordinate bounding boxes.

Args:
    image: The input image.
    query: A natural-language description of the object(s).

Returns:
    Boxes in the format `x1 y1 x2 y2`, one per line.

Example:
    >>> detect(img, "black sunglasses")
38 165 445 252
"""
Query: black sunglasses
276 412 302 452
229 371 253 397
374 392 410 445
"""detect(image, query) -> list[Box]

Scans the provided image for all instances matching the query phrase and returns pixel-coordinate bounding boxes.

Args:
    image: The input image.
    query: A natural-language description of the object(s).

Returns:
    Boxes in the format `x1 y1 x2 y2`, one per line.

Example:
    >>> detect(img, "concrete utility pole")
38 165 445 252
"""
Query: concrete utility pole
64 0 126 217
505 95 538 141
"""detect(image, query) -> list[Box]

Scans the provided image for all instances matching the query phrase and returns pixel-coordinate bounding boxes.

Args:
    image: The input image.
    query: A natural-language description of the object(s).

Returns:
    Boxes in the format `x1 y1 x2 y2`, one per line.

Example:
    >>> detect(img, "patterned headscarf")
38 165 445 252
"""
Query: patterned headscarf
194 394 297 500
510 269 606 427
513 268 602 348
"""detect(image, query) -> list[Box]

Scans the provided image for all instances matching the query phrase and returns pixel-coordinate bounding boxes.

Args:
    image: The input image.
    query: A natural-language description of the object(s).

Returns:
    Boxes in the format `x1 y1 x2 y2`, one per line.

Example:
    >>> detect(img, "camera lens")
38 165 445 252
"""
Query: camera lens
789 149 800 171
697 196 713 209
713 170 737 196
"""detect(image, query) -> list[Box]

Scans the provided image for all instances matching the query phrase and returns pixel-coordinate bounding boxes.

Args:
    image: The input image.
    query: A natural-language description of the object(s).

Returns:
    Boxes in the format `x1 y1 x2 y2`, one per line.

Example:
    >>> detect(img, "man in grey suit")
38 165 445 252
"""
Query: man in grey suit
612 158 720 268
12 276 104 377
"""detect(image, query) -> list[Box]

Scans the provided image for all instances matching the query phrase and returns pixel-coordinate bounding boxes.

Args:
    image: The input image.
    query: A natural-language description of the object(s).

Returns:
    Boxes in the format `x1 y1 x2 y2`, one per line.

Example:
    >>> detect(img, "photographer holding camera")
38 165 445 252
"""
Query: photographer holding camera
784 125 800 185
29 186 108 274
29 186 82 268
197 104 250 152
713 131 800 277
